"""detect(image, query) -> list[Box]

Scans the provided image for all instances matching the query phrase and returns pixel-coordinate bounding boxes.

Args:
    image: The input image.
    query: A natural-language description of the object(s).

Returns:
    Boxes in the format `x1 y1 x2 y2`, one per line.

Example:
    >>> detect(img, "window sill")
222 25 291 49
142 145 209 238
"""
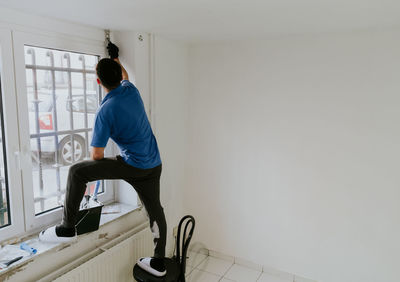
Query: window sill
0 202 146 280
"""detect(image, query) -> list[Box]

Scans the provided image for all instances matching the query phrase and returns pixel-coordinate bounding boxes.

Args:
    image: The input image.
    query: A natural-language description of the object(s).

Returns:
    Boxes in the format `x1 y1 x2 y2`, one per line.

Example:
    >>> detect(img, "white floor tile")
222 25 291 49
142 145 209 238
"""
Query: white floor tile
197 256 233 276
209 250 234 262
235 257 263 271
224 264 261 282
186 269 221 282
185 264 194 276
257 272 293 282
263 266 294 281
220 278 235 282
187 251 208 268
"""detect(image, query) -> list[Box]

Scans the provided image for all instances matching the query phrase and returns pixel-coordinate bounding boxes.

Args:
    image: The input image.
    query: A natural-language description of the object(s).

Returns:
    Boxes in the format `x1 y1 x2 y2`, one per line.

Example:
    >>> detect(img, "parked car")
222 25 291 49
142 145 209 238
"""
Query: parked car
29 89 98 165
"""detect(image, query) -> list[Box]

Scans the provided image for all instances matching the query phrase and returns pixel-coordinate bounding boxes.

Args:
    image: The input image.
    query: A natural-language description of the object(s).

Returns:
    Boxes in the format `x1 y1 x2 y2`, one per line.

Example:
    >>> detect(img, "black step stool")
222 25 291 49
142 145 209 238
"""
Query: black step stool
133 215 195 282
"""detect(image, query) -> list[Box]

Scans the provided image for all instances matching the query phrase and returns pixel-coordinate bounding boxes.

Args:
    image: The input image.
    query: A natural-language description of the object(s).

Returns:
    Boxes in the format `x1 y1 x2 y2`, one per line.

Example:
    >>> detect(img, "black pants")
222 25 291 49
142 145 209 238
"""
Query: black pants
61 155 166 258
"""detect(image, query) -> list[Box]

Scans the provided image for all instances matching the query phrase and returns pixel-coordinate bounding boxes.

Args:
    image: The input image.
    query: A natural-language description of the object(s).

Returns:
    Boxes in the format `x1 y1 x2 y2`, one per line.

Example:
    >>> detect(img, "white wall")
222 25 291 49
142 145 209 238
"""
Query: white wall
185 30 400 282
153 35 188 255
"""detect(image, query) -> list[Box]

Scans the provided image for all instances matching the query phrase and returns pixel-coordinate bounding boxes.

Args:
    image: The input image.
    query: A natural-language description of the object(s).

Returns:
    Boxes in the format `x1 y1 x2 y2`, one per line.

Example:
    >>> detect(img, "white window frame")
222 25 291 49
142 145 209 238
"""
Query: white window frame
0 27 25 239
13 31 115 232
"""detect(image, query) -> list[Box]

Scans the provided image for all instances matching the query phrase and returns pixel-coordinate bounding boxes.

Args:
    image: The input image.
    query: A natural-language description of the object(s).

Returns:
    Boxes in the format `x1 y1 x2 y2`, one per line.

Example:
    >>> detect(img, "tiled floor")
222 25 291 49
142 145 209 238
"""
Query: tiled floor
185 251 294 282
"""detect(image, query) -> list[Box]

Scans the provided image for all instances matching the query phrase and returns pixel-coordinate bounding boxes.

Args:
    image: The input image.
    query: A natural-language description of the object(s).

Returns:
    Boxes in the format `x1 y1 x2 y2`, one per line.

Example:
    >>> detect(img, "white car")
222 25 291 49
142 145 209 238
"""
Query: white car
29 89 98 165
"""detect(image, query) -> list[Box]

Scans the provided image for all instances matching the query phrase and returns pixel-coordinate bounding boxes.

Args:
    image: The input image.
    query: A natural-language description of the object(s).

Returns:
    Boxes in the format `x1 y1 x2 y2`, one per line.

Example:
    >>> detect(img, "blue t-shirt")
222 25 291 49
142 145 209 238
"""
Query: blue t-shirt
91 80 161 169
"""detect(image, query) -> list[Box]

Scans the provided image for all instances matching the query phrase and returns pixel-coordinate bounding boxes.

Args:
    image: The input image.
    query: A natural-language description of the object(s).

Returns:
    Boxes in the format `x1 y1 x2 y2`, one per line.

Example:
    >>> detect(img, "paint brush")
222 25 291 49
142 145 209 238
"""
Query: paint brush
0 256 23 269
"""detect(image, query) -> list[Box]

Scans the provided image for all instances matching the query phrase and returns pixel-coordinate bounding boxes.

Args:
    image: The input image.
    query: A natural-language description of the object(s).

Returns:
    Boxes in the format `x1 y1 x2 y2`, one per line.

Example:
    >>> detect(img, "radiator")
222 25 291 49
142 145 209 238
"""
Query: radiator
53 228 154 282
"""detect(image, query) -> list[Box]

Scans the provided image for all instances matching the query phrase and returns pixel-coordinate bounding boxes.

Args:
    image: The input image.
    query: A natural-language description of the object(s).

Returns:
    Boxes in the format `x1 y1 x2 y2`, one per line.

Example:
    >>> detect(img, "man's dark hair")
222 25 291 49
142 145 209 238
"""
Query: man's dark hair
96 58 122 90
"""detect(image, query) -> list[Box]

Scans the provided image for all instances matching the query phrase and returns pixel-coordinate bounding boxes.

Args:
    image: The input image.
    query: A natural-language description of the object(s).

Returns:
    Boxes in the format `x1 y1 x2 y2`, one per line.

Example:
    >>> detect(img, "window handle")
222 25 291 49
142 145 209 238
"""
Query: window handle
14 151 21 171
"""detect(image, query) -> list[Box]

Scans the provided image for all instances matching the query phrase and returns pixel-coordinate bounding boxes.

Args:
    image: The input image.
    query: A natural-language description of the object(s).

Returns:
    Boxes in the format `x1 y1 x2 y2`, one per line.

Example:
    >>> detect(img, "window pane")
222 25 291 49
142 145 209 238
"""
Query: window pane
24 45 104 215
0 70 11 228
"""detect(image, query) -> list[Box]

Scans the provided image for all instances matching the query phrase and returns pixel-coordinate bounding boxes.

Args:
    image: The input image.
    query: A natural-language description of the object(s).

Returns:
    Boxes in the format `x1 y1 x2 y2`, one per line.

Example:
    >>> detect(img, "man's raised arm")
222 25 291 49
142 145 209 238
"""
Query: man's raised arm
114 58 129 81
106 41 129 81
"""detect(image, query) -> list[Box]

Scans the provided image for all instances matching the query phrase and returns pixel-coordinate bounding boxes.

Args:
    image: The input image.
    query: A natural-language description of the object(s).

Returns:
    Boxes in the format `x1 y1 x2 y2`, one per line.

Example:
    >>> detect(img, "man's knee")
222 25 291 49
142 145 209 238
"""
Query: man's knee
68 161 88 178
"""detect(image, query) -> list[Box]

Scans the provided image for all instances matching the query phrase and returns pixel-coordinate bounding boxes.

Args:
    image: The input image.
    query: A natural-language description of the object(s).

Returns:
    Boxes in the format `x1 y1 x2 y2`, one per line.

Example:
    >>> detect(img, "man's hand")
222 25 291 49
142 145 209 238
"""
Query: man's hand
91 147 105 160
107 41 119 59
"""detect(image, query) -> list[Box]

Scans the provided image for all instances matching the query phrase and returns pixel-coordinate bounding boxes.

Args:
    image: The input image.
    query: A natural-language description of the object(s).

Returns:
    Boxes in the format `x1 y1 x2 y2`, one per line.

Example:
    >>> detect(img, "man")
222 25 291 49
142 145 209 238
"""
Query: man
39 42 167 277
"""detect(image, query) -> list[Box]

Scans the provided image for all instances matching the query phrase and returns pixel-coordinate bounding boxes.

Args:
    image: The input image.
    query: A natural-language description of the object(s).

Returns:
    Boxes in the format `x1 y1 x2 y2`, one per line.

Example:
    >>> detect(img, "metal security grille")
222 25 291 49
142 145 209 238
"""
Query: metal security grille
24 46 104 215
0 71 11 228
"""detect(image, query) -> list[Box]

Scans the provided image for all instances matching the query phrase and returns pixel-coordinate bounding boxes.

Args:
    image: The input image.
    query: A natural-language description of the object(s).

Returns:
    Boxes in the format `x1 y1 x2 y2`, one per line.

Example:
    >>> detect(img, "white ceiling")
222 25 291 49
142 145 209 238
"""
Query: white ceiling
1 0 400 40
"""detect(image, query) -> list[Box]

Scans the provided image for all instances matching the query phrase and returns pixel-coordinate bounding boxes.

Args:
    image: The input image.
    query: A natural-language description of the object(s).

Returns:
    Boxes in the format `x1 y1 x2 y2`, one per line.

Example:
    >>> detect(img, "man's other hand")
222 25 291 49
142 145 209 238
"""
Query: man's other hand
91 147 105 160
107 42 119 59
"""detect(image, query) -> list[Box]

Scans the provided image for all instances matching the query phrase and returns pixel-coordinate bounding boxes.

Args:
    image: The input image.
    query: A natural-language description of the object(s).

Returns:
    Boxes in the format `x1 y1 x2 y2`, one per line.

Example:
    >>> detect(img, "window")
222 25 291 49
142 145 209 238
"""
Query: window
66 94 98 113
0 74 10 229
0 25 132 243
0 28 25 240
10 31 114 234
24 46 104 215
0 27 139 242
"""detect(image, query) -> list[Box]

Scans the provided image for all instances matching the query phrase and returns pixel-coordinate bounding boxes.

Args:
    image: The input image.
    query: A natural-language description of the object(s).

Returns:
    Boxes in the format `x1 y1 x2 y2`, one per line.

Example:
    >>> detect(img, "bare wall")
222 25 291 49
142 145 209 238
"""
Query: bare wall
154 35 189 254
185 30 400 282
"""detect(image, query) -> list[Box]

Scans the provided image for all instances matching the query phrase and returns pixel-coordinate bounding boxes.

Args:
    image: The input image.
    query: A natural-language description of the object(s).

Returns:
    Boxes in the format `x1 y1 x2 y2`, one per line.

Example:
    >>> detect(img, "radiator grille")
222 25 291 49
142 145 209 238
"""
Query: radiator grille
53 228 153 282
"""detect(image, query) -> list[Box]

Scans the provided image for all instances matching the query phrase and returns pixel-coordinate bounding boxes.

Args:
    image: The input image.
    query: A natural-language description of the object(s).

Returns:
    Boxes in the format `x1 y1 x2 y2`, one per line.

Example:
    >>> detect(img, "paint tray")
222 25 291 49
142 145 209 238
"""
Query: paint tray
75 196 103 235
